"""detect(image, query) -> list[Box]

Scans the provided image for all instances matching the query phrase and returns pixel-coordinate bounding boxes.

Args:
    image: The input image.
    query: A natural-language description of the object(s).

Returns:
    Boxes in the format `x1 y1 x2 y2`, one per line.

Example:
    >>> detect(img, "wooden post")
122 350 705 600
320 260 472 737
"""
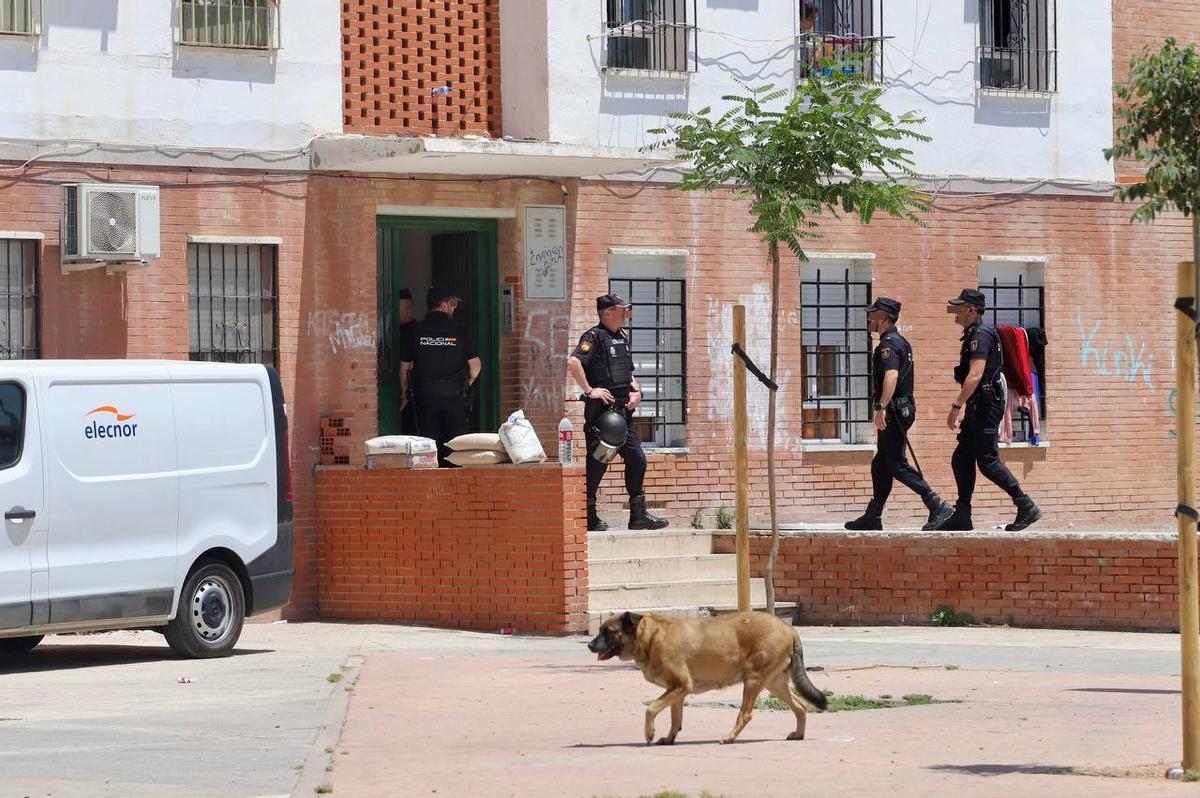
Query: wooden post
1178 260 1200 771
733 305 750 612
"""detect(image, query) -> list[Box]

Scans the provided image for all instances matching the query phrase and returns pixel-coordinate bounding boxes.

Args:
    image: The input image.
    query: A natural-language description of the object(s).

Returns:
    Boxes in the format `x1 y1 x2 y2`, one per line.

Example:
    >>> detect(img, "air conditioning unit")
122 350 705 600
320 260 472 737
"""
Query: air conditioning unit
62 183 161 273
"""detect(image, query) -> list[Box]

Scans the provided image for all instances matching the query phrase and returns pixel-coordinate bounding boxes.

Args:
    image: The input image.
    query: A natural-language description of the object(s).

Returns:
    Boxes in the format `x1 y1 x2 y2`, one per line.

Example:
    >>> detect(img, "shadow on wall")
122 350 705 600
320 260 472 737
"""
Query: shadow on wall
0 36 36 72
973 93 1051 129
171 46 278 84
598 74 690 147
44 0 118 51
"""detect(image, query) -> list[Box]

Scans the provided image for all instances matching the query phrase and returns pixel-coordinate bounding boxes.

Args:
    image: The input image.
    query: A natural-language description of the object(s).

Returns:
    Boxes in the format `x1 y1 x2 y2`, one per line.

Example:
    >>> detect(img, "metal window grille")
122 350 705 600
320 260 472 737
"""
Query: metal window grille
799 0 884 81
178 0 278 50
188 243 278 369
979 276 1045 443
608 277 687 448
0 0 35 35
978 0 1056 92
801 267 872 442
604 0 697 73
0 240 38 360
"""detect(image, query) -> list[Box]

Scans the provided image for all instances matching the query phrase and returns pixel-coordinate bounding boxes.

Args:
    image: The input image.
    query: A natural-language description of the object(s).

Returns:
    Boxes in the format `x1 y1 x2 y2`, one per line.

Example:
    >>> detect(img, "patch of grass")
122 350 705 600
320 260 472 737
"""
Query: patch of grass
1185 770 1200 783
324 746 334 754
944 664 960 670
824 693 959 712
879 694 892 699
691 509 705 529
931 604 975 626
754 696 789 711
326 672 343 684
716 505 733 530
901 693 934 705
315 785 333 795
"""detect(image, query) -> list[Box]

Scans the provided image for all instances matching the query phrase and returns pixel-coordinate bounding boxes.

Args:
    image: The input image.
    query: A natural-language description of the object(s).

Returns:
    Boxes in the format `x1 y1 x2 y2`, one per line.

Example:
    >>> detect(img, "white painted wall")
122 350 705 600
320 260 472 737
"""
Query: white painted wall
0 0 341 151
512 0 1113 182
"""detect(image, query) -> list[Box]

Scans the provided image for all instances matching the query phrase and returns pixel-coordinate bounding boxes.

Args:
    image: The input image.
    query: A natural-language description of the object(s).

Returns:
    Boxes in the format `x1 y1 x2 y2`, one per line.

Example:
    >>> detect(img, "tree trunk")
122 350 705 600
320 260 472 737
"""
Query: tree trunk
765 240 781 615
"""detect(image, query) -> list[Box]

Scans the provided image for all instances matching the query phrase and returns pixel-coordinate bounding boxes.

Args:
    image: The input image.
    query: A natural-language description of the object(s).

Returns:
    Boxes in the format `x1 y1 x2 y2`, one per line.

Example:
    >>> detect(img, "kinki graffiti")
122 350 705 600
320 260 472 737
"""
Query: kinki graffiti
1078 317 1155 393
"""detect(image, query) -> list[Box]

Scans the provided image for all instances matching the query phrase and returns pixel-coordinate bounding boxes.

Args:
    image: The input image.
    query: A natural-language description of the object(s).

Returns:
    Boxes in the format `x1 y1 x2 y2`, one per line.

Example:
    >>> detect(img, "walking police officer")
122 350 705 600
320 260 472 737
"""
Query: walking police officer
399 285 481 467
936 288 1041 531
567 293 668 532
845 296 954 531
396 288 418 434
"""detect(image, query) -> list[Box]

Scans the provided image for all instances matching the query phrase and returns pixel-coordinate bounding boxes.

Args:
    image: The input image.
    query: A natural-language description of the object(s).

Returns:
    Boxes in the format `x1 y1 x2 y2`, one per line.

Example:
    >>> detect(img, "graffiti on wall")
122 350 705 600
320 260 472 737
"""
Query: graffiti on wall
307 311 375 355
1078 317 1155 393
520 309 572 401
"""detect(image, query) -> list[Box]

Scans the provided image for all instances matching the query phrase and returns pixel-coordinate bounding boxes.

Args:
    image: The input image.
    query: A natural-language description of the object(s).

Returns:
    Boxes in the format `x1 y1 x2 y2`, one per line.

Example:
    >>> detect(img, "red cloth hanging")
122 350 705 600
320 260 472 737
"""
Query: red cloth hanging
997 325 1034 396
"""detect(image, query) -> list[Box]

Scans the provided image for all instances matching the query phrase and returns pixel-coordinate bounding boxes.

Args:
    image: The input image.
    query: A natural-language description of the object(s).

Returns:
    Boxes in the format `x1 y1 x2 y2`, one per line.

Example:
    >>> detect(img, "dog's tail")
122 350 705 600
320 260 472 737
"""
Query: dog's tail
790 629 828 711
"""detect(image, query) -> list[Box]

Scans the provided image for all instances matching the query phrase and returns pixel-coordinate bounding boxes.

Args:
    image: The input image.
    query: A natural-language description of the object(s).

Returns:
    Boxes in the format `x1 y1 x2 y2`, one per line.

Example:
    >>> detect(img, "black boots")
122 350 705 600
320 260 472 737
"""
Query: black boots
844 501 884 531
934 503 973 531
628 494 668 530
587 501 608 532
1007 495 1042 531
922 493 955 531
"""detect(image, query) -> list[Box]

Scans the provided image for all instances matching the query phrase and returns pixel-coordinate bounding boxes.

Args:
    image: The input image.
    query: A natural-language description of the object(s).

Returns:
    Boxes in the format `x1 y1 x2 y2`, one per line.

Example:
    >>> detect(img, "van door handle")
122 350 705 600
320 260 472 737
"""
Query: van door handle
5 508 34 522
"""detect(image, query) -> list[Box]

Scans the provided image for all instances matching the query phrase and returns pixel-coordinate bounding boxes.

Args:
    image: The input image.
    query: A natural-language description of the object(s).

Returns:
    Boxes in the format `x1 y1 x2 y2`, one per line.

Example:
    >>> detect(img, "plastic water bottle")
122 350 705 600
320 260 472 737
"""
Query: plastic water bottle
558 411 574 465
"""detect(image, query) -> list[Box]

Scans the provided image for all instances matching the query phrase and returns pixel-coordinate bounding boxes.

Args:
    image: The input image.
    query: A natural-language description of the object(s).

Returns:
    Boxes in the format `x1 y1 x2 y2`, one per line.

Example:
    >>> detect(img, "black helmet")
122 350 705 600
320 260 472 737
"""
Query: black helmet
595 409 627 447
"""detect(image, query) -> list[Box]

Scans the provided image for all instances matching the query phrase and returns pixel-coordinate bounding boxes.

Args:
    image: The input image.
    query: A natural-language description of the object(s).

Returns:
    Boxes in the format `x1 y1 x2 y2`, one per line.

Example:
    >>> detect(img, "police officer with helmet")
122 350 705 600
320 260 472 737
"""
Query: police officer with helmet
399 285 482 467
567 293 669 532
845 296 955 531
936 288 1041 531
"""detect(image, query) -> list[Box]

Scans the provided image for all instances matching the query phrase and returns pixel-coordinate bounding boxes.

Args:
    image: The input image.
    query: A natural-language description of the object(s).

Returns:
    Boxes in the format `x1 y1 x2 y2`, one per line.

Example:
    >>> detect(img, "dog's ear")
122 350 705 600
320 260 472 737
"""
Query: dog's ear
620 611 642 632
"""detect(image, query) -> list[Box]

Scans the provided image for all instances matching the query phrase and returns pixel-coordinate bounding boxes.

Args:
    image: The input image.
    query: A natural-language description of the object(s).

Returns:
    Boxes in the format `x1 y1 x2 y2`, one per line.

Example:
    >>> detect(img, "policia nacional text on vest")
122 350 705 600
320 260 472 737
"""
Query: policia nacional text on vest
567 293 668 532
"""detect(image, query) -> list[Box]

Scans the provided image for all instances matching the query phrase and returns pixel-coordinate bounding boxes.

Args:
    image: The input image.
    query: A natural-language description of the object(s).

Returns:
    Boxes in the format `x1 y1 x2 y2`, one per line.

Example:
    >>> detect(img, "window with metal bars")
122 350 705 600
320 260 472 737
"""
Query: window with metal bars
0 239 39 360
799 0 883 81
188 243 277 369
978 0 1056 92
177 0 278 50
604 0 697 73
800 262 872 443
0 0 36 35
608 276 687 448
978 269 1046 444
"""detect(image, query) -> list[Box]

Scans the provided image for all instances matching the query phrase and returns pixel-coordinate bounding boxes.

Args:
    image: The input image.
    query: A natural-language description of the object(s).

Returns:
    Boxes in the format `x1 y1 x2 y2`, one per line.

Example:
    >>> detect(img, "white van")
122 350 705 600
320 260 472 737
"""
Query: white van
0 361 293 658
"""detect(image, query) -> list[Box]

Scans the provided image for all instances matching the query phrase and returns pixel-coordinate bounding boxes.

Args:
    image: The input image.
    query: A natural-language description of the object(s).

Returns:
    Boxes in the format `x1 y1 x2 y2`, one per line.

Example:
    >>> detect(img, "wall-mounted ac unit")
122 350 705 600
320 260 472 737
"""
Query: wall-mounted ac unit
62 183 161 273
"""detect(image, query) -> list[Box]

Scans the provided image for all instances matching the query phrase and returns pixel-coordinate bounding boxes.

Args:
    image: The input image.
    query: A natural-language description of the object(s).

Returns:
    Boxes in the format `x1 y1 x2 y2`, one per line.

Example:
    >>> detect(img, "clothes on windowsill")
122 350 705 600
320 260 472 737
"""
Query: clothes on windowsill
998 325 1034 396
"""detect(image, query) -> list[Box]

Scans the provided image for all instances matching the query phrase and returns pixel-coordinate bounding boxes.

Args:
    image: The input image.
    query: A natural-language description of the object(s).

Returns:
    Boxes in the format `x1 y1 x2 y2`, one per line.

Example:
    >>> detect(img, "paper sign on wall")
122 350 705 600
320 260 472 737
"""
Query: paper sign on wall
524 204 566 300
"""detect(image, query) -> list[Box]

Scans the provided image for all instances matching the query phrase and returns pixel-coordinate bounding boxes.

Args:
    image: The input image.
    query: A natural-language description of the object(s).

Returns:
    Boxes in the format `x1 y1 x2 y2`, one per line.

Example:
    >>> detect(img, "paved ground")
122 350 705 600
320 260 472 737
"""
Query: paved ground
0 622 1195 797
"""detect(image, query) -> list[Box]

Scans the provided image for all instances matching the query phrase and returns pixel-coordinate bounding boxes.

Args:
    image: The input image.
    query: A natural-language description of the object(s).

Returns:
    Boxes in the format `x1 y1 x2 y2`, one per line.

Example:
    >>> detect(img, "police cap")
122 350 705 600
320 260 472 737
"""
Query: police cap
596 293 632 312
865 296 901 319
947 288 986 309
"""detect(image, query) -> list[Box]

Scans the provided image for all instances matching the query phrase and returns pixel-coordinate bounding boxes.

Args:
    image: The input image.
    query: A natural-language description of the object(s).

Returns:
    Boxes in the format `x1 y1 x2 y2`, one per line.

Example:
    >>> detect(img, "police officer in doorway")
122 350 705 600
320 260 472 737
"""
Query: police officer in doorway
396 288 418 435
399 285 482 467
936 288 1041 531
567 293 668 532
845 296 955 531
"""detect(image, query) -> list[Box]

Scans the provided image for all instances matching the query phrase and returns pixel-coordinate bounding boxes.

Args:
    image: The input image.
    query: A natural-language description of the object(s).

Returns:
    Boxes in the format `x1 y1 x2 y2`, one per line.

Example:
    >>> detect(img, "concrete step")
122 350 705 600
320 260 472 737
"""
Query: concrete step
588 554 738 584
589 577 767 613
585 601 797 636
587 529 715 559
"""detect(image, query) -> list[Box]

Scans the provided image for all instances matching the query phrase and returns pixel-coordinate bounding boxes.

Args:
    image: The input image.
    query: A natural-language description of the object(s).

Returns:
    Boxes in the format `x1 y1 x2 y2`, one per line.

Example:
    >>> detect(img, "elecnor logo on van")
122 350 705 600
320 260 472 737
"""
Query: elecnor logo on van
84 406 138 440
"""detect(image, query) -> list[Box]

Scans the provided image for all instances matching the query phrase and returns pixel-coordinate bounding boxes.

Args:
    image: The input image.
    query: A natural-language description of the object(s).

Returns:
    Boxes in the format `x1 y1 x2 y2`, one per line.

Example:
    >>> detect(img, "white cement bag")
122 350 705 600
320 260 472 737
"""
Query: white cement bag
364 435 438 455
498 409 547 464
446 432 505 452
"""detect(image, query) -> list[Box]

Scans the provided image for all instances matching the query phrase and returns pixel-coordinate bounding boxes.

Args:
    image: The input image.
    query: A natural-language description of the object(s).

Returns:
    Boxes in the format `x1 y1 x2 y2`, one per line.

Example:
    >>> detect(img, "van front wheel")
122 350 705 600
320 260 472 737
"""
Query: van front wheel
165 561 245 659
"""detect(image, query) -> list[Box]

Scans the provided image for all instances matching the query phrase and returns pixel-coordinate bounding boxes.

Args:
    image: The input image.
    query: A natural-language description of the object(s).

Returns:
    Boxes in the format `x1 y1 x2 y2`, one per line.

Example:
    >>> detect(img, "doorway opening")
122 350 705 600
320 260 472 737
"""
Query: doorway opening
377 216 500 436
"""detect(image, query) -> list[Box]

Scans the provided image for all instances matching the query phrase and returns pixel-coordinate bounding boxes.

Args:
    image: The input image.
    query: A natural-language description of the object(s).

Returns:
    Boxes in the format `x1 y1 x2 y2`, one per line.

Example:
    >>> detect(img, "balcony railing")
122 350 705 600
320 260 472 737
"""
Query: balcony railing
0 0 38 36
977 45 1056 92
604 0 697 73
797 33 885 82
177 0 279 50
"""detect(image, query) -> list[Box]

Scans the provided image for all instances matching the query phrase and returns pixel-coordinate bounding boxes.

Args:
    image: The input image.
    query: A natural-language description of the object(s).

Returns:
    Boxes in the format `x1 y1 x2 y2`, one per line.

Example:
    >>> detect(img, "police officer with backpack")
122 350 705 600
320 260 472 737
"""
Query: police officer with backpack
567 293 668 532
936 288 1041 531
845 296 954 531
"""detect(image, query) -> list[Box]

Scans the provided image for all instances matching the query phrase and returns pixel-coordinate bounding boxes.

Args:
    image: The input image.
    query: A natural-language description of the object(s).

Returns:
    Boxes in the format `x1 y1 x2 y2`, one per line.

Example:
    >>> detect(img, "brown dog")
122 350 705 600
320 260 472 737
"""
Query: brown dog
588 610 827 744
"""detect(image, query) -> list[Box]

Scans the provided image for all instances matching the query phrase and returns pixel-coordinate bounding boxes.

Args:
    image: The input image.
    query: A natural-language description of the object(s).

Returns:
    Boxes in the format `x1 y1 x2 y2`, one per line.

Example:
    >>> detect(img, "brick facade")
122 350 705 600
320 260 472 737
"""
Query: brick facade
315 464 588 633
341 0 501 137
714 531 1178 631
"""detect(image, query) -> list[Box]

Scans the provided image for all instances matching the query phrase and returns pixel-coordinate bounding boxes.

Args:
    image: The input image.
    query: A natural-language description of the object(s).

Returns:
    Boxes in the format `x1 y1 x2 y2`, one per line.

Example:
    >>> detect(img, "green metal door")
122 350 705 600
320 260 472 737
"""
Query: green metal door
376 216 500 435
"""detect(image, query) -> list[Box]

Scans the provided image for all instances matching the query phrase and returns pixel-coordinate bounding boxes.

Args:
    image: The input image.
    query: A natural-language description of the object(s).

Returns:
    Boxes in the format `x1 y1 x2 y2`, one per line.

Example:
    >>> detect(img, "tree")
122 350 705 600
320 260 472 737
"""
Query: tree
1106 36 1200 771
649 66 929 612
1106 37 1200 293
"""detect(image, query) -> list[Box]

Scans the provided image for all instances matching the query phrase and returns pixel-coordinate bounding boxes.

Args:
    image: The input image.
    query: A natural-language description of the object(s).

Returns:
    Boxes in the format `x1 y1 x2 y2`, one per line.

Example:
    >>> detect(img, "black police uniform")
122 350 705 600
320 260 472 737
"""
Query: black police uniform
947 320 1027 522
868 330 939 506
573 324 647 503
400 310 477 466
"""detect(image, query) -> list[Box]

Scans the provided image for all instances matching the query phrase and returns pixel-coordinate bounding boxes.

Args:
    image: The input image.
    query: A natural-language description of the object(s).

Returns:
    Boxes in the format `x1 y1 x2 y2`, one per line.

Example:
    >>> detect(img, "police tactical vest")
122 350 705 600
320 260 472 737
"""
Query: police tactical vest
873 330 914 403
586 326 634 393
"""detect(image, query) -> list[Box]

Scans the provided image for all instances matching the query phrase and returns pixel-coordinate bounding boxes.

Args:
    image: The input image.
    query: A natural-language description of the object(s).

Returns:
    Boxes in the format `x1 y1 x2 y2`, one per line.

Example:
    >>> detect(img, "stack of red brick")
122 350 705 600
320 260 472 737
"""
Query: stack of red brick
319 411 354 466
